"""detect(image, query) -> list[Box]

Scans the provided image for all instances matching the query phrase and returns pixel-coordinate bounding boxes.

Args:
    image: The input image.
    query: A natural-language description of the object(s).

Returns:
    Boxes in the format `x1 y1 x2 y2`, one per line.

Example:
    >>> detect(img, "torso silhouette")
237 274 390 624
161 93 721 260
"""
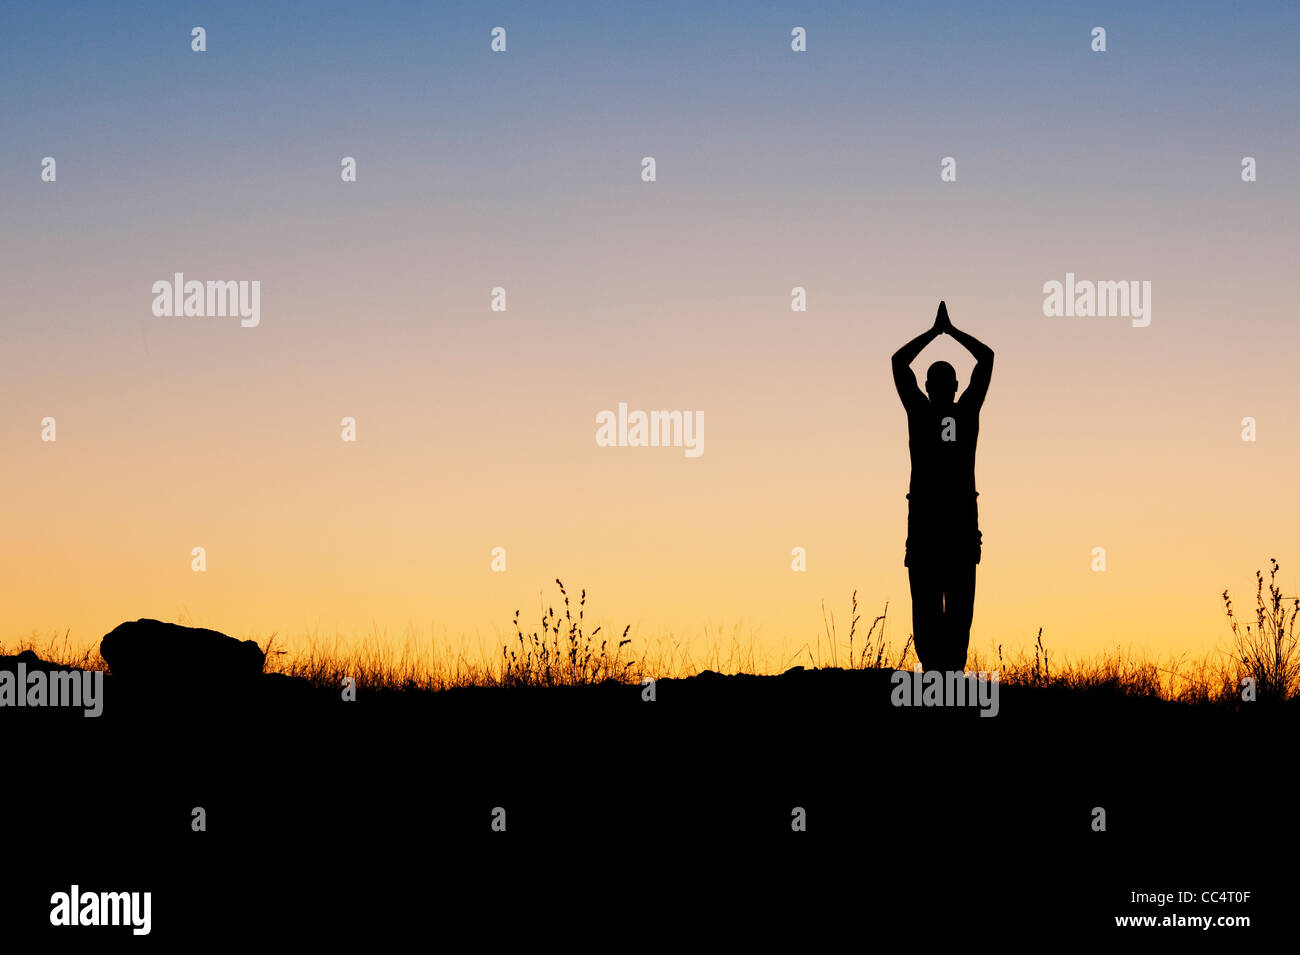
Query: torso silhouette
906 398 979 501
899 390 984 567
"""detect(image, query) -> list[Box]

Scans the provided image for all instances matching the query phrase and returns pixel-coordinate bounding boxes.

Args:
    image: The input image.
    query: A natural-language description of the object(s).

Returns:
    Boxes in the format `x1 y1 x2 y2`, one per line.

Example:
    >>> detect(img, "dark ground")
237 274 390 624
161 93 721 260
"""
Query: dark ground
2 655 1291 942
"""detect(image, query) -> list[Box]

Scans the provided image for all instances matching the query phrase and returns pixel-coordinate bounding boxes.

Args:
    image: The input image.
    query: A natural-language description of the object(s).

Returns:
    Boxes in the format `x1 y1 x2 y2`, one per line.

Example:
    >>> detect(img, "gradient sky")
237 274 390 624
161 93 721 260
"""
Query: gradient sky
2 1 1298 671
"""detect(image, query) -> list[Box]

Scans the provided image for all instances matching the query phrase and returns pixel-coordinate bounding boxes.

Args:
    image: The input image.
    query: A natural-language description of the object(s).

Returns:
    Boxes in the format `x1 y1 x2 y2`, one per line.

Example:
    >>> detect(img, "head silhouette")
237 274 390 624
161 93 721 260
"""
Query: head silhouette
925 361 958 404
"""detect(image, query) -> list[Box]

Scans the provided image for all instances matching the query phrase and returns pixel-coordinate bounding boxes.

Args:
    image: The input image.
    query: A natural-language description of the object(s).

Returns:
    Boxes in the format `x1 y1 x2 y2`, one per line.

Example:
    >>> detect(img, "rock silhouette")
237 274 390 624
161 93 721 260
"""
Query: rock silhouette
100 618 264 696
0 648 86 681
1 648 45 671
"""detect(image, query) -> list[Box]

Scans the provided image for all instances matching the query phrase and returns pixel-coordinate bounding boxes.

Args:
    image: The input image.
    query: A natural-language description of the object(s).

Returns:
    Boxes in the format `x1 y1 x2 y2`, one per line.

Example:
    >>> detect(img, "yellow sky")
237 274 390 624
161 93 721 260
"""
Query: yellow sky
3 125 1294 671
4 276 1293 671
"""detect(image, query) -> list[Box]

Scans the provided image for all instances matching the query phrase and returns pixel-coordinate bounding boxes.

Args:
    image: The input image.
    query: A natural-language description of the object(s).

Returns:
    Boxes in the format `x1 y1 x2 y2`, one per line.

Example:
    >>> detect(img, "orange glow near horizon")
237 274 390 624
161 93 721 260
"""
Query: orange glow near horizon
3 11 1296 672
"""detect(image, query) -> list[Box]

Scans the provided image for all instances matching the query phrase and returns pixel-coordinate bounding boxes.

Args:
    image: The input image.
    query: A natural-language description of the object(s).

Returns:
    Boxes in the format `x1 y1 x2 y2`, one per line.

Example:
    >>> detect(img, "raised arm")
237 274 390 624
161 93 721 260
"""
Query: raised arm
948 322 994 408
892 320 942 411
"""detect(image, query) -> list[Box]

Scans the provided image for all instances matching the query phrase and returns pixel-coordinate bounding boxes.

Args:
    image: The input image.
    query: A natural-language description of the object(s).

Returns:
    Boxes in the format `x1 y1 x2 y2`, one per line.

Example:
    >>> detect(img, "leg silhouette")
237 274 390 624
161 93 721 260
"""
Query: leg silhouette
907 566 944 669
909 562 976 671
939 562 976 671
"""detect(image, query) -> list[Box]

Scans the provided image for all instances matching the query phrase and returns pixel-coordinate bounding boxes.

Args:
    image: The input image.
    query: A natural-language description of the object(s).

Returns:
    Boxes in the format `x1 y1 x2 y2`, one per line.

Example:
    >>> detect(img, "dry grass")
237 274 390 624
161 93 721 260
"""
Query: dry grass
5 561 1294 704
1222 558 1299 701
965 559 1298 704
501 579 636 687
793 559 1297 704
260 629 497 692
0 630 105 671
819 591 911 671
967 639 1239 704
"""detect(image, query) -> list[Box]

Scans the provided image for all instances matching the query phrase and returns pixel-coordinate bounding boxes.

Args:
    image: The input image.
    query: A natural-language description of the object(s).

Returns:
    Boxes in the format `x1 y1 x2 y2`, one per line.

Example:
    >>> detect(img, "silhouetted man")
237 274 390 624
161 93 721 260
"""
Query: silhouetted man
891 302 993 672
